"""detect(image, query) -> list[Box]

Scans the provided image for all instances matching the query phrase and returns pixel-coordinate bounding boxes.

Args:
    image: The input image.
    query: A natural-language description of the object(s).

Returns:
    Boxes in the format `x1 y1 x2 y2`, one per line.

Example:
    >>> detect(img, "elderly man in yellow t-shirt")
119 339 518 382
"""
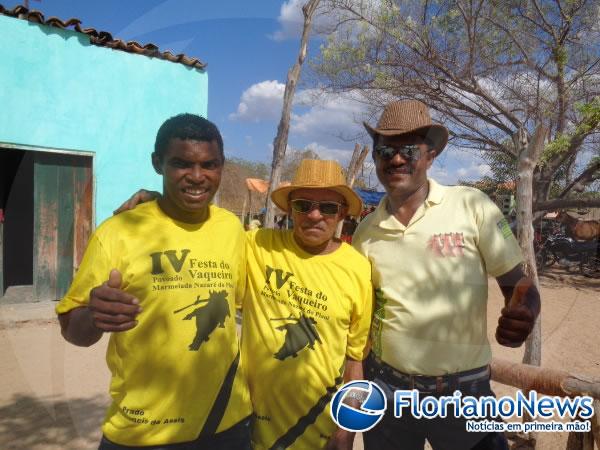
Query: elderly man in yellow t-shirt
354 100 541 450
242 160 373 450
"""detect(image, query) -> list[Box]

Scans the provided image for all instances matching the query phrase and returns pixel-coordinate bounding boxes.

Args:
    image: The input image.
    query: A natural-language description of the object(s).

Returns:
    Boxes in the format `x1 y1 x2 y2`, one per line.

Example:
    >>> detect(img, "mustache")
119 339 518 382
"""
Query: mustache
300 222 327 230
385 164 414 174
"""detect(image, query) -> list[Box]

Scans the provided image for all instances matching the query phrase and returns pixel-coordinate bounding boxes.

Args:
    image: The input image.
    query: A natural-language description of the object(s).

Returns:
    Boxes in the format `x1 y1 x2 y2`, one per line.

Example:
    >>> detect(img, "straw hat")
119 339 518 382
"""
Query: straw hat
271 160 363 216
363 100 449 154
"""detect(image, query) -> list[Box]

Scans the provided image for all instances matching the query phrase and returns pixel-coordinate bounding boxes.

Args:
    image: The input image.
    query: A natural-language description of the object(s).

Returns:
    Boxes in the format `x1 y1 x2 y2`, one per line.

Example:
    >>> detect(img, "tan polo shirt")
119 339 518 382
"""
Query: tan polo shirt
353 179 523 375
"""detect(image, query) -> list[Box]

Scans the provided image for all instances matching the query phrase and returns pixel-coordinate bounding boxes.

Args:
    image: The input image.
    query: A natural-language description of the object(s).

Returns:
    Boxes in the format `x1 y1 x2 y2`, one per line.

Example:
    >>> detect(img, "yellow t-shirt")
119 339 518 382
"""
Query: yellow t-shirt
56 201 251 447
353 179 523 375
242 229 373 450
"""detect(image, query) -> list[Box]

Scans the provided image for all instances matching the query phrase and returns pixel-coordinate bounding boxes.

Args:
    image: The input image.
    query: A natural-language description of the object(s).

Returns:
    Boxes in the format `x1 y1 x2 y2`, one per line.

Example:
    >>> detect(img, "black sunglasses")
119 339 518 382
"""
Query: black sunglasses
290 199 345 216
373 144 422 161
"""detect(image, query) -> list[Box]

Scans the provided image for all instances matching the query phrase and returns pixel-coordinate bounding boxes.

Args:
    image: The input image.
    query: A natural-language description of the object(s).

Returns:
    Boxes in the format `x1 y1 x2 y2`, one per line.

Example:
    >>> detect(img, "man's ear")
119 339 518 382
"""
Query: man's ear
151 152 162 174
425 149 436 168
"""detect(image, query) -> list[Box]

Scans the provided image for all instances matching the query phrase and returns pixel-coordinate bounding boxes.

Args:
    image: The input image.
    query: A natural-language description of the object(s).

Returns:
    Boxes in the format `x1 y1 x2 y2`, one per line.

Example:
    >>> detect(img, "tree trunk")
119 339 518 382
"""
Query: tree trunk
513 126 546 368
513 125 546 449
264 0 321 228
335 144 369 238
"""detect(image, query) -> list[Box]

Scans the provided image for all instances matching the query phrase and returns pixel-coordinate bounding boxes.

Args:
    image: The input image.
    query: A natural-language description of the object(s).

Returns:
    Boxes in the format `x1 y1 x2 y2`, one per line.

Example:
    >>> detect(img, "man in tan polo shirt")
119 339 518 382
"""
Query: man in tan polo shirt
354 100 540 450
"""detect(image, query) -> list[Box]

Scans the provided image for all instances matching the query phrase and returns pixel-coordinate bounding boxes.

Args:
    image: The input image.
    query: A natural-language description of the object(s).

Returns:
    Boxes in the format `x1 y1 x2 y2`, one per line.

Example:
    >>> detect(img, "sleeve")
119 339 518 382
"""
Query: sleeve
234 228 248 310
475 193 523 277
345 258 374 361
55 231 112 315
351 221 367 256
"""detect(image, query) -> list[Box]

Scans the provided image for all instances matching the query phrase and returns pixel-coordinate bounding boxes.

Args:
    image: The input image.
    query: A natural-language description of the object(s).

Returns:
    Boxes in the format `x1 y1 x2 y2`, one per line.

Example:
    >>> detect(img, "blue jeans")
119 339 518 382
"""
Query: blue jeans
363 356 509 450
98 416 251 450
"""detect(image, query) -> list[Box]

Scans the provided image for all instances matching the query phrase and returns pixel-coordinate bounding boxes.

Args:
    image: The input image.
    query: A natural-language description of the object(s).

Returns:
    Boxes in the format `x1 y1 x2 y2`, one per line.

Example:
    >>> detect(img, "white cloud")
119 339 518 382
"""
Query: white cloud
303 142 354 166
291 89 372 146
270 0 304 41
270 0 383 41
429 165 454 185
229 80 285 122
230 81 372 147
429 147 492 185
455 164 490 178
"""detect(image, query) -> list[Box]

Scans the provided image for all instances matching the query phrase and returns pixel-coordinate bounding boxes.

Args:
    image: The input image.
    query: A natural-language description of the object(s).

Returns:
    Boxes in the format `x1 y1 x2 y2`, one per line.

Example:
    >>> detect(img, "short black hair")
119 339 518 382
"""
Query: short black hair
154 113 224 162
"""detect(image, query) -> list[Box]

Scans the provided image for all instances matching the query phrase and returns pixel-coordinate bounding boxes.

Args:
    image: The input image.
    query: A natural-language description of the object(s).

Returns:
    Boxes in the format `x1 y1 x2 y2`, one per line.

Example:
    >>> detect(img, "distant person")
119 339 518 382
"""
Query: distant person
247 213 263 231
276 214 293 230
355 100 540 450
56 114 251 450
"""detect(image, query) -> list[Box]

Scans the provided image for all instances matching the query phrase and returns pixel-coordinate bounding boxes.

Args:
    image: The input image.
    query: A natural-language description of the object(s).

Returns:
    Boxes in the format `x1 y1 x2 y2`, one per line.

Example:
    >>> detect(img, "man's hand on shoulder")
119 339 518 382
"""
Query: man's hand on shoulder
113 189 160 215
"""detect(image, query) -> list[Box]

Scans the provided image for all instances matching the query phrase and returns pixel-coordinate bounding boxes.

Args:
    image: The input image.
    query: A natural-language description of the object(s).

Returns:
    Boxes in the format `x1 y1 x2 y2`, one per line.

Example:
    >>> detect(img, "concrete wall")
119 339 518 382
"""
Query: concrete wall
0 15 208 224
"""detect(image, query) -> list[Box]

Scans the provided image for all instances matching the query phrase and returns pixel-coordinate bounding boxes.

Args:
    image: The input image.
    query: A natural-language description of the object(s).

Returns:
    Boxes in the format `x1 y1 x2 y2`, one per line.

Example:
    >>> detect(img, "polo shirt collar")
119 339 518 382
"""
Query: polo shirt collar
426 178 445 205
373 178 446 230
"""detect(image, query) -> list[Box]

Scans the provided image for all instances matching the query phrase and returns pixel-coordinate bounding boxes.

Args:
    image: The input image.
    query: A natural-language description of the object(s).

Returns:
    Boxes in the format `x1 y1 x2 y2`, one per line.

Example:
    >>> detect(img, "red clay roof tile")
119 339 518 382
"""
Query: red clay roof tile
0 4 206 69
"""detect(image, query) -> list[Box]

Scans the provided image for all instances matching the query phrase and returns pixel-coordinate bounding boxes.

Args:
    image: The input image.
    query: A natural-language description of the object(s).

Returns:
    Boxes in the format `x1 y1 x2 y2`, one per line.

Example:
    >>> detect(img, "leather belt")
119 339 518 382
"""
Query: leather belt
369 354 490 394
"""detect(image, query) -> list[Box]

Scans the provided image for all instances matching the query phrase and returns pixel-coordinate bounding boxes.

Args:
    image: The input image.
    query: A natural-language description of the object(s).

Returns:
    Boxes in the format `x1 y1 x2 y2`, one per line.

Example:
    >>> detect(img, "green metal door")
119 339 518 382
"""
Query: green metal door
33 152 92 301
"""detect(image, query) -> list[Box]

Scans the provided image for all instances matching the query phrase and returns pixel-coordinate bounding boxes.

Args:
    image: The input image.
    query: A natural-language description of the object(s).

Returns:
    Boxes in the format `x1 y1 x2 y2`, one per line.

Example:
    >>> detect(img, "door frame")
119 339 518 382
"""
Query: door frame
0 142 95 301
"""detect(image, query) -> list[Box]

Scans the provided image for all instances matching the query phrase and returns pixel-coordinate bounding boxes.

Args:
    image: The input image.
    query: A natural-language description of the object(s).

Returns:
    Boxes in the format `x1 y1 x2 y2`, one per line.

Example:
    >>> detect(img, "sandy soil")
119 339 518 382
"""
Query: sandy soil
0 269 598 450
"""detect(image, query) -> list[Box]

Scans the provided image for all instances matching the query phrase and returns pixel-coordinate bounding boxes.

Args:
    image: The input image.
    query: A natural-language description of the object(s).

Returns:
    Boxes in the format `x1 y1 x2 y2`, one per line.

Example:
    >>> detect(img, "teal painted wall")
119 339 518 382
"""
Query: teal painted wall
0 15 208 224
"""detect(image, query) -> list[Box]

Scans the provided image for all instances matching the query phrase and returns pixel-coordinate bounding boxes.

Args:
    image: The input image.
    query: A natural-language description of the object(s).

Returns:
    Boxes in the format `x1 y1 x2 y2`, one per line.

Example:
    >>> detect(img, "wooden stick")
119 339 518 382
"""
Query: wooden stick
491 358 600 399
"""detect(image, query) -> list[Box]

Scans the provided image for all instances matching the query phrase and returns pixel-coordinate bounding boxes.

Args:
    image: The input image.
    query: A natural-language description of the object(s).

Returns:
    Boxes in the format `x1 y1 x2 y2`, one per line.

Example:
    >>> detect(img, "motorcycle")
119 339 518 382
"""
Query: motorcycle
535 234 599 278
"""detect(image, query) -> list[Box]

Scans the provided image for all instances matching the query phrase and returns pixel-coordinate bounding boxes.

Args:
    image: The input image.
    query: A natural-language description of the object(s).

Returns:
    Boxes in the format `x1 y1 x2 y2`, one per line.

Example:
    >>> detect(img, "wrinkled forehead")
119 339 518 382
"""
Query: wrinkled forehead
288 188 345 203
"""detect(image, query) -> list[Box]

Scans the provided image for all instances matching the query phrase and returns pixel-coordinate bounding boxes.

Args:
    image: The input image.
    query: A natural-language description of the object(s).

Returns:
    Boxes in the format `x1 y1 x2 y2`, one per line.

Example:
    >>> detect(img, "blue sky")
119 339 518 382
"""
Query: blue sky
9 0 489 186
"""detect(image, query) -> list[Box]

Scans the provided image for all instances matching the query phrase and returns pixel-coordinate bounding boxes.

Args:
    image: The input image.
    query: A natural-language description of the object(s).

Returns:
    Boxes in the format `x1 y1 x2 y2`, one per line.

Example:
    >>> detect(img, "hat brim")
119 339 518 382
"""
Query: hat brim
363 122 449 155
271 184 363 217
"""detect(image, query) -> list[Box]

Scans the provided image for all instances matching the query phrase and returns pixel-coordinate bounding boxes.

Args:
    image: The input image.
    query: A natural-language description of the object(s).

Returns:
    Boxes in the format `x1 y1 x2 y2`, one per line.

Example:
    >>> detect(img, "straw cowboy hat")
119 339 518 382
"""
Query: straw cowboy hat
363 100 449 154
271 159 363 216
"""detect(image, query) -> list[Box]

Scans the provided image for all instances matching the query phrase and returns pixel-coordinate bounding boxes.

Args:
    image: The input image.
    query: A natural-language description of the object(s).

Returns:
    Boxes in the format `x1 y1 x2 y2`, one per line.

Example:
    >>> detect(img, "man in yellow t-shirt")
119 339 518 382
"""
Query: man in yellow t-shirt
355 100 541 450
242 159 373 450
56 114 251 450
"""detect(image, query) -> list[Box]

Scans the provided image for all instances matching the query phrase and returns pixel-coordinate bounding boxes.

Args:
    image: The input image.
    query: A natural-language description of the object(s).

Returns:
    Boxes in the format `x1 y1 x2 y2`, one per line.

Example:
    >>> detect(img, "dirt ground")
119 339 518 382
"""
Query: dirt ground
0 269 598 450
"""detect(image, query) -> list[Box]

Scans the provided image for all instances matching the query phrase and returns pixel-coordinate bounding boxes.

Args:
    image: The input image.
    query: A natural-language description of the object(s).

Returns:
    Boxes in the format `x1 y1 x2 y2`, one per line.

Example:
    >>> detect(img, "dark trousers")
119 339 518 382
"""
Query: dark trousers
363 356 509 450
98 416 251 450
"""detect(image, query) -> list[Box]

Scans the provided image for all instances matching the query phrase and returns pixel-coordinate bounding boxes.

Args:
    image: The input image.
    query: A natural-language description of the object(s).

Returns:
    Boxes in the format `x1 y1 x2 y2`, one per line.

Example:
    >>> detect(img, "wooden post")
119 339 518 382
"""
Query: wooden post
513 125 547 367
264 0 321 228
335 144 369 238
592 399 600 446
566 426 594 450
490 358 600 399
491 359 600 450
241 191 248 227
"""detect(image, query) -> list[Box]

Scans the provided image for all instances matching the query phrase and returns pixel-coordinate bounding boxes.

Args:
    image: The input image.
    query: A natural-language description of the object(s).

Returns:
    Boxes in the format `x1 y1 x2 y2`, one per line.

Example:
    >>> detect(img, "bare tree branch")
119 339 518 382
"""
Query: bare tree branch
558 159 600 198
535 197 600 211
